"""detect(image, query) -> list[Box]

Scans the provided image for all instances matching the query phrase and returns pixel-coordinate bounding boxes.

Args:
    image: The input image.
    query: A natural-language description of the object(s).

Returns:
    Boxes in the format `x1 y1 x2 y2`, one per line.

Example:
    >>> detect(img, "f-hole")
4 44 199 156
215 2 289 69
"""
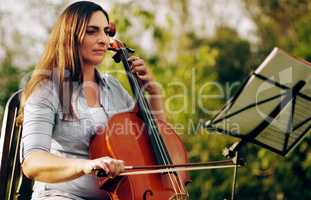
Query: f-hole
143 190 153 200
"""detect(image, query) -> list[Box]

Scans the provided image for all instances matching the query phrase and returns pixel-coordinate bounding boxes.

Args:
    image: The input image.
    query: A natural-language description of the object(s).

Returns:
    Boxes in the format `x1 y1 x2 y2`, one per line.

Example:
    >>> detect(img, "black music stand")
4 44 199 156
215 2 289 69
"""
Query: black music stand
204 48 311 200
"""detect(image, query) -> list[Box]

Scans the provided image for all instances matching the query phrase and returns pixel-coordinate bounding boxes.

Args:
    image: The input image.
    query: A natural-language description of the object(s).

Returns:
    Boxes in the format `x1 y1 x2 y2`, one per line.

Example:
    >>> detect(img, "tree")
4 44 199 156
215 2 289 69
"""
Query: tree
243 0 311 60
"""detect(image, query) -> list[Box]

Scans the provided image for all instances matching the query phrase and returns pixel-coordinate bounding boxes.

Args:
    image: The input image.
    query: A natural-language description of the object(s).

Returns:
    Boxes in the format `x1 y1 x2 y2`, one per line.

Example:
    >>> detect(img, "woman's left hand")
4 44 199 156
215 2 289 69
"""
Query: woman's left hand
128 56 161 95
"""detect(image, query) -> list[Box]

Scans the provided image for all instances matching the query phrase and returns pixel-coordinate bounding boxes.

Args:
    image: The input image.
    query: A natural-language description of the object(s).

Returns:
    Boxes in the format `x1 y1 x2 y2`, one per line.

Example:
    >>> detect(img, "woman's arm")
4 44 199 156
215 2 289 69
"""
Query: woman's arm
22 150 124 183
21 82 123 183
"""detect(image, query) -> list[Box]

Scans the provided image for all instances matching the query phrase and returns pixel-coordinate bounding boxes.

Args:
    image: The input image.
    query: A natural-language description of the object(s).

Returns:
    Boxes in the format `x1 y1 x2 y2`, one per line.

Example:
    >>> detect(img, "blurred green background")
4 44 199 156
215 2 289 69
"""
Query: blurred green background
0 0 310 199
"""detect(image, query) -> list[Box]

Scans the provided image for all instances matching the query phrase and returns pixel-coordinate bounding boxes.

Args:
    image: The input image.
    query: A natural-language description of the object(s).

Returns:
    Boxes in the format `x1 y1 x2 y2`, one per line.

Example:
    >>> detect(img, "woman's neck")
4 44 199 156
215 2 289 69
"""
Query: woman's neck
81 64 100 107
82 65 96 82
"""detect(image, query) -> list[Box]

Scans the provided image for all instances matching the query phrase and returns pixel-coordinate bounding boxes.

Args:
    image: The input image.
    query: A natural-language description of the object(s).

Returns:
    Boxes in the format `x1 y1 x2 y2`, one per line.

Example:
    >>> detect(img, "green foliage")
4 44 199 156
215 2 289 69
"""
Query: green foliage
209 27 251 82
0 56 21 130
243 0 311 60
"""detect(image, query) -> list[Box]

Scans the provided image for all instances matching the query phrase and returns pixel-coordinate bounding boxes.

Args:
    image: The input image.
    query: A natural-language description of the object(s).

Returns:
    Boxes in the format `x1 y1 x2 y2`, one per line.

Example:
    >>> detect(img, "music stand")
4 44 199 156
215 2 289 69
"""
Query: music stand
204 48 311 200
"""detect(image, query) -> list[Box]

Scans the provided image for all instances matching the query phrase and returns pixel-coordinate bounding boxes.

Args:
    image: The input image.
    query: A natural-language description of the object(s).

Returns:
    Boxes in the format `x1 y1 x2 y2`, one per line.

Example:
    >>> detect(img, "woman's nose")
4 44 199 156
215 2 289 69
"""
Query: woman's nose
97 31 109 44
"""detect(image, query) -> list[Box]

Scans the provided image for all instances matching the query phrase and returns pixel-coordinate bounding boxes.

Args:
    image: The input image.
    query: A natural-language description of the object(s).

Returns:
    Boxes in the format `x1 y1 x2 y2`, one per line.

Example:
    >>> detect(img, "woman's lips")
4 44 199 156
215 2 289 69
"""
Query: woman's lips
93 49 106 55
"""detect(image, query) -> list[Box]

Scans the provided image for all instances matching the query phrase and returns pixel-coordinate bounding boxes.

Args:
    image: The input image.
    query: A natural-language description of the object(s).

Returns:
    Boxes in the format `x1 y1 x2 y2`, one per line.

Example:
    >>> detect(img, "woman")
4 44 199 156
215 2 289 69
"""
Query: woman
19 1 165 199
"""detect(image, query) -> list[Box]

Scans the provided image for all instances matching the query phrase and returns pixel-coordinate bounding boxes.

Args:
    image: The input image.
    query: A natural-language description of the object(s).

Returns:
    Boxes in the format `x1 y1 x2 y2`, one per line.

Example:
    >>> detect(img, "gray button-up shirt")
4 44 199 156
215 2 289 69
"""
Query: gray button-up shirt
21 71 134 200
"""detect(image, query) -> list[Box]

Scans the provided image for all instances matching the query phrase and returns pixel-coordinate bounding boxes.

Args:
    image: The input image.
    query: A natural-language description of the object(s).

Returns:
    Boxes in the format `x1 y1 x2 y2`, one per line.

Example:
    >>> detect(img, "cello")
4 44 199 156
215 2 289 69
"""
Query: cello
89 23 191 200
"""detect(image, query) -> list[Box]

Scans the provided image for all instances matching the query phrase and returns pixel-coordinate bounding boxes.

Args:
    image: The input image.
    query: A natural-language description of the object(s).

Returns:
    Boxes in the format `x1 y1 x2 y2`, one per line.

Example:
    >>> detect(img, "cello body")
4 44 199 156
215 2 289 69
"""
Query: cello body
89 108 191 200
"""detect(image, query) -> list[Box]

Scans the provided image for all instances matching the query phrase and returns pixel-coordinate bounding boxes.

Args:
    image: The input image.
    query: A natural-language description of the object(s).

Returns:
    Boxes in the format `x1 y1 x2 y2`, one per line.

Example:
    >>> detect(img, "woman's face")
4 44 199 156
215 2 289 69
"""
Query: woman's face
80 11 109 67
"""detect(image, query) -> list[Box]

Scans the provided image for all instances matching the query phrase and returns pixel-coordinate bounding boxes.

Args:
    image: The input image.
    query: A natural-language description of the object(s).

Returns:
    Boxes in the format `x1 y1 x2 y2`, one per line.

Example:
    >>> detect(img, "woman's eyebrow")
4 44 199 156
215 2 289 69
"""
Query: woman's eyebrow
87 25 109 30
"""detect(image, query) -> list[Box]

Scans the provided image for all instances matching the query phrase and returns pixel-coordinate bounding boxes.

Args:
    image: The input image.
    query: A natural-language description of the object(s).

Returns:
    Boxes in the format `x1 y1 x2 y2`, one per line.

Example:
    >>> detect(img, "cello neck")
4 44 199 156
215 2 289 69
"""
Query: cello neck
113 45 173 166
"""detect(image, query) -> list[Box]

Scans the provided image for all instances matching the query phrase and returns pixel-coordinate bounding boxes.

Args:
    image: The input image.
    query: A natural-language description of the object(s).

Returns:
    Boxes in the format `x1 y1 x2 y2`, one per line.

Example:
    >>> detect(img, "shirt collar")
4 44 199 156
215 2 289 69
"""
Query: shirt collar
94 69 108 87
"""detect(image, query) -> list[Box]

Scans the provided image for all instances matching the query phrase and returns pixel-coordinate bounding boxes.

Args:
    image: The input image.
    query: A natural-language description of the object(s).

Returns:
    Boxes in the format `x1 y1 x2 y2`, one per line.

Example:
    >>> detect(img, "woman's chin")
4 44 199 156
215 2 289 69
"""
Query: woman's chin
90 58 105 66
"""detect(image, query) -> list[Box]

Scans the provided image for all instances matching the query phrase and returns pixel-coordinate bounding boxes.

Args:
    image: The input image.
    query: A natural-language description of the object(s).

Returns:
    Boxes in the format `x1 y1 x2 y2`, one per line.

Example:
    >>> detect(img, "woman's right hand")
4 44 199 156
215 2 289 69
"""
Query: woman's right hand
82 156 125 178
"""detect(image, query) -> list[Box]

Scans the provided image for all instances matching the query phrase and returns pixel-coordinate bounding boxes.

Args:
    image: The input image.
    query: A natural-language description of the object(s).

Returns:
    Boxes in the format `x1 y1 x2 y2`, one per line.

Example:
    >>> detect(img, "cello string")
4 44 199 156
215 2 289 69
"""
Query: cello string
125 58 183 195
128 67 186 196
132 76 188 197
128 70 182 195
125 56 171 165
110 43 184 197
120 44 188 198
122 48 173 171
124 51 172 166
129 66 188 197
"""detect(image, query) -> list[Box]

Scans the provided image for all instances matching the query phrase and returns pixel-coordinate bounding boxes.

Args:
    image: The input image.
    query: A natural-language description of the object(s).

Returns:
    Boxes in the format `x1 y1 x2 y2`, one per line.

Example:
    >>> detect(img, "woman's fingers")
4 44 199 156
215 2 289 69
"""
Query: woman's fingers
127 56 160 95
130 58 144 67
129 60 153 81
88 157 125 178
108 159 125 178
97 159 110 176
106 159 117 177
131 64 147 75
127 56 140 63
137 73 152 81
128 57 146 71
82 157 125 179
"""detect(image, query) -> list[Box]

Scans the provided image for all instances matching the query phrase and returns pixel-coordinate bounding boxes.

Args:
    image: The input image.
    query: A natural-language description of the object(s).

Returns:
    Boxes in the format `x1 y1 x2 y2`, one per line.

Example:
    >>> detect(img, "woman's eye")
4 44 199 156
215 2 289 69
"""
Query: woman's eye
86 30 96 34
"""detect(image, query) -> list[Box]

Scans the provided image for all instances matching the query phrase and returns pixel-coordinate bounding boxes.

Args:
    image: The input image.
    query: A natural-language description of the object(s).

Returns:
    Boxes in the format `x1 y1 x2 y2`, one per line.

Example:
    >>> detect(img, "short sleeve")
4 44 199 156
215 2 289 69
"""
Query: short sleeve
20 81 58 163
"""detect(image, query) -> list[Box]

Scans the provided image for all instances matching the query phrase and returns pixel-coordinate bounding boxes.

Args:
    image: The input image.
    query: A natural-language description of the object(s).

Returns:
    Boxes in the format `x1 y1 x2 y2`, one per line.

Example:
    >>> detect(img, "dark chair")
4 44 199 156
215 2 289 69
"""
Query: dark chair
0 90 33 200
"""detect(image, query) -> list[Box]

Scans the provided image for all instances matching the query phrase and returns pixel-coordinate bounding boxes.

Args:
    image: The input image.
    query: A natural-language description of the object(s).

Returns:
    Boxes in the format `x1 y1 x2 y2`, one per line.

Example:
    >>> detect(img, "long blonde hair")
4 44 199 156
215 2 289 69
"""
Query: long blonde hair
18 1 109 122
